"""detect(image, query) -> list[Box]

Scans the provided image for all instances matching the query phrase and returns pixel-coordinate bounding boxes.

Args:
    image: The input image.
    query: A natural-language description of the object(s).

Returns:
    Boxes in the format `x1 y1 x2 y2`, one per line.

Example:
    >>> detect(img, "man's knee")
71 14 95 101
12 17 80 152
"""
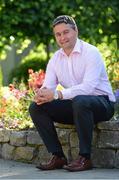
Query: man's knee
29 102 42 116
72 95 91 110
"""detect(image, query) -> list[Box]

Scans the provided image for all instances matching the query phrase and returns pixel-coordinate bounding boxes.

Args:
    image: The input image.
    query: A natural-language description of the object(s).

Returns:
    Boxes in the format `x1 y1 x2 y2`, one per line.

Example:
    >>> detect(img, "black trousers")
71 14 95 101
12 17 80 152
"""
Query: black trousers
29 95 114 156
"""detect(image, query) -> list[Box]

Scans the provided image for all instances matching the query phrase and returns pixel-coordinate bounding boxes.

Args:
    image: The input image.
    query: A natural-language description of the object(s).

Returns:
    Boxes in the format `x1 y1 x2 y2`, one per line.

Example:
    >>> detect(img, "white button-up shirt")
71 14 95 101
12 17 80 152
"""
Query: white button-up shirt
43 38 116 102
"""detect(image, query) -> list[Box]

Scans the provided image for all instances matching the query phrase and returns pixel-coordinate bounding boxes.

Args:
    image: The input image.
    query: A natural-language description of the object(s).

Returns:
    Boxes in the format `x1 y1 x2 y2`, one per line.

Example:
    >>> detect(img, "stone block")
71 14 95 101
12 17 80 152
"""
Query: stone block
56 128 72 145
92 148 115 168
69 128 98 148
10 131 27 146
55 123 75 129
37 146 52 163
2 143 15 160
115 150 119 168
70 147 79 161
97 120 119 130
14 146 34 161
70 131 79 148
98 130 119 149
0 129 10 142
62 144 70 160
92 129 98 147
27 130 43 145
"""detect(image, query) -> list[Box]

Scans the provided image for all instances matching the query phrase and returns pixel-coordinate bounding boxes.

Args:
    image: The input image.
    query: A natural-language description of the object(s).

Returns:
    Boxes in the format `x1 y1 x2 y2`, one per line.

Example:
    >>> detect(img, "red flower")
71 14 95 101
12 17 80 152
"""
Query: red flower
9 84 15 91
28 69 45 90
28 69 34 74
9 84 28 100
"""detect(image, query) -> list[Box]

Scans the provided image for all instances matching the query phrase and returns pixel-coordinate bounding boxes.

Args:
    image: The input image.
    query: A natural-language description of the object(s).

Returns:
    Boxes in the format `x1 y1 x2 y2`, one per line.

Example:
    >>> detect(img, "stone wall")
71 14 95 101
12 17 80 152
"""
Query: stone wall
0 120 119 168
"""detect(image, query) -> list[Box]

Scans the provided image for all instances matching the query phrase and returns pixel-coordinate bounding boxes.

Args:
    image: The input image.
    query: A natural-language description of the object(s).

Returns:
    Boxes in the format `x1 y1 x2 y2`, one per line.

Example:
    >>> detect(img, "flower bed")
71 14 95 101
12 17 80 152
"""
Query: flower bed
0 69 45 130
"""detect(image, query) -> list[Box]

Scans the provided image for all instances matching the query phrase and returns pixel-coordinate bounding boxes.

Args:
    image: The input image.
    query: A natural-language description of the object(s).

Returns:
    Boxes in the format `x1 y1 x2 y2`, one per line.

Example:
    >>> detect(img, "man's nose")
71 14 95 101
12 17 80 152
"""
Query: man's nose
60 33 65 40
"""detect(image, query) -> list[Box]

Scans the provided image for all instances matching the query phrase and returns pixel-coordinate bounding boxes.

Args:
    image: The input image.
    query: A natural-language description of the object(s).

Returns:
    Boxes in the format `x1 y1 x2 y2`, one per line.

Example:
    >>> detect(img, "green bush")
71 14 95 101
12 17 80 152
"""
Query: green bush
9 58 47 84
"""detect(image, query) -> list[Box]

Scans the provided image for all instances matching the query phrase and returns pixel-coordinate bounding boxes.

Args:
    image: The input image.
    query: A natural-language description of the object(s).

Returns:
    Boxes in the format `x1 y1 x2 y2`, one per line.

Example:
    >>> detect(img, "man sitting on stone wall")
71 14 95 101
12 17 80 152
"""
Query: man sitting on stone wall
29 15 115 172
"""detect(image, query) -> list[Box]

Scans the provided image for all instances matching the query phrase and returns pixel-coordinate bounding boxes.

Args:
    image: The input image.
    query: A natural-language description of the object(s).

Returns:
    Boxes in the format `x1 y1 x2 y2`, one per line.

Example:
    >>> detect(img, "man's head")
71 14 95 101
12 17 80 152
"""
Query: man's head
52 15 78 55
52 15 77 31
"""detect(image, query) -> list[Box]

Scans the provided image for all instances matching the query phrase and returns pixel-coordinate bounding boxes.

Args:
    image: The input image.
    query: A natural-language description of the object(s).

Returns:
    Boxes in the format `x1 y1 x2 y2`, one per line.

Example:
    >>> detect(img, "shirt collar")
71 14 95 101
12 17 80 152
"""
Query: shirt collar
59 38 82 56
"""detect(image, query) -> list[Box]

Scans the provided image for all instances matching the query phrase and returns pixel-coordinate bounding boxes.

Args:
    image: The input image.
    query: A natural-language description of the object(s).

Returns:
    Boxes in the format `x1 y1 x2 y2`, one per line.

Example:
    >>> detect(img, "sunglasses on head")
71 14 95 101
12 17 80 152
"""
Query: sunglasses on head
53 15 76 27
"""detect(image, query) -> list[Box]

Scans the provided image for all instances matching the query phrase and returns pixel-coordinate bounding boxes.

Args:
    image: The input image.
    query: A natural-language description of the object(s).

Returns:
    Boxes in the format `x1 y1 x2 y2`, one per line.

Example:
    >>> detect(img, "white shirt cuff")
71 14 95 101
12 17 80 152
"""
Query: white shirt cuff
61 89 72 99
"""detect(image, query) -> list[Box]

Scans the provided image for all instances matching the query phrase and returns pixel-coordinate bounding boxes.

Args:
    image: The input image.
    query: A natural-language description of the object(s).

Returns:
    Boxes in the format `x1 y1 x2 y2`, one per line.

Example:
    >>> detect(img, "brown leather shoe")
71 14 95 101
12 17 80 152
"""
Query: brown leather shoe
63 155 92 172
36 155 67 170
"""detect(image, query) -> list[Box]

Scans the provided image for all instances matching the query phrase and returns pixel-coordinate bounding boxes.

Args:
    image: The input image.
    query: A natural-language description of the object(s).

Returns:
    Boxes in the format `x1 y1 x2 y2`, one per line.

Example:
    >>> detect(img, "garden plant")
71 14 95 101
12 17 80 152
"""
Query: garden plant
0 69 45 129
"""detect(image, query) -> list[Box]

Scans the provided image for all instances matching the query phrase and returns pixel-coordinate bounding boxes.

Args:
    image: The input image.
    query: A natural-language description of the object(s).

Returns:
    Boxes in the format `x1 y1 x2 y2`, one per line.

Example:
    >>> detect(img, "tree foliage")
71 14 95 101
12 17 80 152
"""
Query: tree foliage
0 0 119 86
0 0 119 47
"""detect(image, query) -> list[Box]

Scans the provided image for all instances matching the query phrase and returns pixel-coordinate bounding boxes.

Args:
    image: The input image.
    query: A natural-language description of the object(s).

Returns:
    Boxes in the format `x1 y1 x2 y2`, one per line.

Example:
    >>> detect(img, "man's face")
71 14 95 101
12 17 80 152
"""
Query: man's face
53 23 78 51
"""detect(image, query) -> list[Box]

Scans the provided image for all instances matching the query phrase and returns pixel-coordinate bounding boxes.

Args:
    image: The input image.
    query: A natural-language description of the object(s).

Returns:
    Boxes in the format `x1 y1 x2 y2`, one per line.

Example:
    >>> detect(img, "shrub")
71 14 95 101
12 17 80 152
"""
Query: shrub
9 58 47 84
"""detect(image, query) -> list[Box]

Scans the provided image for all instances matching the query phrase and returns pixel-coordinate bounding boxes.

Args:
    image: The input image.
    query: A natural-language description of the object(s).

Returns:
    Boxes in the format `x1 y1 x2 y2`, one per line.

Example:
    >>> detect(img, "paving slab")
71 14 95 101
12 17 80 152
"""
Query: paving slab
0 159 119 179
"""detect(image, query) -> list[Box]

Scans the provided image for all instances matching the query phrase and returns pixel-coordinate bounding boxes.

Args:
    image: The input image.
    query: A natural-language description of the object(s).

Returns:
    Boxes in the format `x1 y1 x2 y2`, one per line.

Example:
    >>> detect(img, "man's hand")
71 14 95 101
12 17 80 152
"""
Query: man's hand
34 88 54 105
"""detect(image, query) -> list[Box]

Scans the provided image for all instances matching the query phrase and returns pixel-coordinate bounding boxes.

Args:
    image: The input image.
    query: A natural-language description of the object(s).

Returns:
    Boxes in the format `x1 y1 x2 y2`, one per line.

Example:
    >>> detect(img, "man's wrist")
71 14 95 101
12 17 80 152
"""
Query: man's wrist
53 90 59 100
53 90 63 100
57 90 63 100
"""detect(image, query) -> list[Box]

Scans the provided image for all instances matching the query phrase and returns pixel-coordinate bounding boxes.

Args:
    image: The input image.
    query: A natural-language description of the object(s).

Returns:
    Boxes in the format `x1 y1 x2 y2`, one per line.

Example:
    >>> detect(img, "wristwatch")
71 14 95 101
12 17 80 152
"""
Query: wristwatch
53 91 59 100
